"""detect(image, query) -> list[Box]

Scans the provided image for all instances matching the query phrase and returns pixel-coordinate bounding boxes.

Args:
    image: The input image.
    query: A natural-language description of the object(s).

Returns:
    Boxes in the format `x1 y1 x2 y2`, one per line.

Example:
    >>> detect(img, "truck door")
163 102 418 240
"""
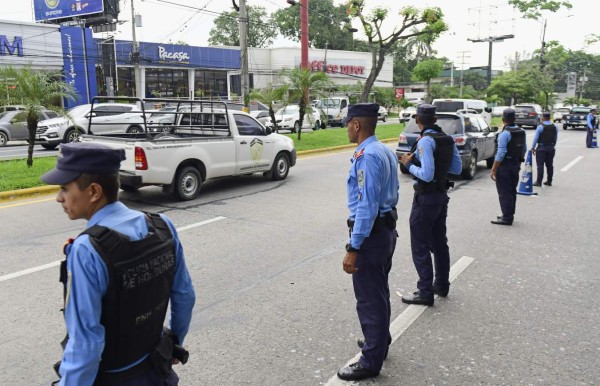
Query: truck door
464 116 485 161
475 116 495 158
233 114 274 174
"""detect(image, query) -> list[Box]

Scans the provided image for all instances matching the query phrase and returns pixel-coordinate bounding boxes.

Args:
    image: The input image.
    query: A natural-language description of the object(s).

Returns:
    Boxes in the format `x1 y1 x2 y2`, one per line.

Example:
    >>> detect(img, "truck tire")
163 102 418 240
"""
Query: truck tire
563 124 568 130
174 166 202 201
64 128 82 143
462 151 477 180
41 143 58 150
313 120 320 131
0 132 7 147
270 152 290 181
382 115 387 122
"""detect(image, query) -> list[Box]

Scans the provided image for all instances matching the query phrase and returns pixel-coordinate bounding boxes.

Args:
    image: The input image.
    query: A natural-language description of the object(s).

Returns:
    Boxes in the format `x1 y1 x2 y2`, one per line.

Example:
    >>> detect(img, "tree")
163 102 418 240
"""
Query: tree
0 66 76 167
404 27 436 61
412 59 444 103
562 97 578 107
346 1 447 102
508 0 572 19
281 68 332 140
249 84 289 133
486 63 554 106
372 87 397 109
208 6 277 48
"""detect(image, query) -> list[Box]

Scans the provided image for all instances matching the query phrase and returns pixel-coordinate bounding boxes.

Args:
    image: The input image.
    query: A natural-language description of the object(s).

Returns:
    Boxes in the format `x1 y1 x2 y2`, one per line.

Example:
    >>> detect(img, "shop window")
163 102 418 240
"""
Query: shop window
117 67 136 97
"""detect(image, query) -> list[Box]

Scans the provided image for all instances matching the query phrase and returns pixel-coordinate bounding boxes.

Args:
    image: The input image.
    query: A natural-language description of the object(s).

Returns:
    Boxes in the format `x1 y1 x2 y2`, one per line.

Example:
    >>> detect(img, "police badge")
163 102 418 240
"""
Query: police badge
250 138 264 163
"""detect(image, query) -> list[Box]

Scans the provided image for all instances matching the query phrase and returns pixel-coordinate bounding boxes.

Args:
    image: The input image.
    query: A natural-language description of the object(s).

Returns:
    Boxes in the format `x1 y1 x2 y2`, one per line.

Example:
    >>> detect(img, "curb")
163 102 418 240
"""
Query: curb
0 138 398 202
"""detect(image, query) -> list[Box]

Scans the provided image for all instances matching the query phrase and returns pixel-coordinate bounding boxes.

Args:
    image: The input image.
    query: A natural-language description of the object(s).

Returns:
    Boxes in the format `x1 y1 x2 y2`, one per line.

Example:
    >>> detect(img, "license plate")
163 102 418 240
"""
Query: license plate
517 113 526 118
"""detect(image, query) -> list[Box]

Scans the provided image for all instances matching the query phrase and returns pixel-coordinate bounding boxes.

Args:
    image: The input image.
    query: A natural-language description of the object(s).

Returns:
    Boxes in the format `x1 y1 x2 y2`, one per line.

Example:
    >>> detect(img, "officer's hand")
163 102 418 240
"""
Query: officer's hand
490 170 497 181
400 153 414 166
172 358 180 365
343 252 358 274
532 148 536 156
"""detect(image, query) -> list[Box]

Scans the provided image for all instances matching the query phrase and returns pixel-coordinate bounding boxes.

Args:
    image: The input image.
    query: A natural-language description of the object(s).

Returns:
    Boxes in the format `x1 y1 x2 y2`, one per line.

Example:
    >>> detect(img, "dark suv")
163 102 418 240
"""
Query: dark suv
514 104 542 128
396 113 498 179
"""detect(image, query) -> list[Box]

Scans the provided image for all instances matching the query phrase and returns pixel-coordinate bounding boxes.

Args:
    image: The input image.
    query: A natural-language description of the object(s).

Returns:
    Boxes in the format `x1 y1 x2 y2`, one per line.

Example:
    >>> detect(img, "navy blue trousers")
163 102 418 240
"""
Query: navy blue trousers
535 147 555 183
495 160 521 221
353 226 397 372
100 369 179 386
409 191 450 297
587 128 593 147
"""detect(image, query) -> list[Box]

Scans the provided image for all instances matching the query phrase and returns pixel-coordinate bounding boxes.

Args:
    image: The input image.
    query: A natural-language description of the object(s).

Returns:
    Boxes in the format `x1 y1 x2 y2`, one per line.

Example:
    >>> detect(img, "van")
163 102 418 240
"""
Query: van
432 98 492 125
314 97 349 127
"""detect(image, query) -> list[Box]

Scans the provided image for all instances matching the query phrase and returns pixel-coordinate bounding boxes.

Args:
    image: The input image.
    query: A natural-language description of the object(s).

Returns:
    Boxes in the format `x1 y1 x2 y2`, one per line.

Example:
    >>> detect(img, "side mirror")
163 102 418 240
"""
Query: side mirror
10 119 17 124
485 107 492 113
490 126 499 132
85 112 97 118
265 127 272 135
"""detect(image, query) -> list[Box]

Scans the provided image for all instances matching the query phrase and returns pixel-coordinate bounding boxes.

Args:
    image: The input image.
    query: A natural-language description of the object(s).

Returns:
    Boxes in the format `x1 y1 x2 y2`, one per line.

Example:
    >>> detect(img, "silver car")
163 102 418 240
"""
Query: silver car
0 110 59 147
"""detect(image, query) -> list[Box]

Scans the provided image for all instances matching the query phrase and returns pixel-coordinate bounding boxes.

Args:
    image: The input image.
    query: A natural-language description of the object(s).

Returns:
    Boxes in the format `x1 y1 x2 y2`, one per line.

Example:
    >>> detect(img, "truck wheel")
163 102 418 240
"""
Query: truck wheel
64 128 82 143
462 151 477 180
382 115 387 122
174 166 202 201
270 153 290 181
486 156 494 169
41 143 58 150
563 124 568 130
126 125 143 134
0 132 7 147
313 120 320 131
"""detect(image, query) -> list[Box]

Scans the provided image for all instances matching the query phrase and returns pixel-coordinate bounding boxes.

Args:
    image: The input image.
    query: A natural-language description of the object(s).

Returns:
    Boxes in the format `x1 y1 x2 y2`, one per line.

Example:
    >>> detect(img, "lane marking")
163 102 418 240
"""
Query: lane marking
0 197 55 209
325 255 476 386
561 156 583 172
0 216 227 283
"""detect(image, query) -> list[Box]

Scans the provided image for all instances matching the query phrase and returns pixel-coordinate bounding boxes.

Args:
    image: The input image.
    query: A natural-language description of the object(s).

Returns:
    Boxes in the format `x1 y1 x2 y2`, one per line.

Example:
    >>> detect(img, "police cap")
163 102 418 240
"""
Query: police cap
416 104 436 119
502 108 516 121
41 142 126 185
342 103 379 125
542 111 551 118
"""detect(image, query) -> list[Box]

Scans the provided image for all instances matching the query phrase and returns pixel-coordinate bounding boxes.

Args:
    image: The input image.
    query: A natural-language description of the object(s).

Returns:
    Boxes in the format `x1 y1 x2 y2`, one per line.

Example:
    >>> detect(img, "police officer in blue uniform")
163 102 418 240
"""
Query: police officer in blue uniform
337 103 399 382
532 111 558 187
490 108 526 225
42 143 196 386
399 104 462 306
586 108 598 148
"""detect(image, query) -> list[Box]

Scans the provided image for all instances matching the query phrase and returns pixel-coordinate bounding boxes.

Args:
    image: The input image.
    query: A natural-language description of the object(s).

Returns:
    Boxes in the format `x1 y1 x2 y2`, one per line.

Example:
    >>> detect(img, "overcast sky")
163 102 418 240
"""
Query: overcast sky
3 0 598 71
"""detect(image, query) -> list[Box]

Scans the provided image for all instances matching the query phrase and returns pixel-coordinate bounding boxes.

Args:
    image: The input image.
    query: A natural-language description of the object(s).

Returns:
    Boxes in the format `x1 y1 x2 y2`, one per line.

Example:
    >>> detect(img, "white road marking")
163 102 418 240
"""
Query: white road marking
561 156 583 172
325 255 476 386
0 216 227 283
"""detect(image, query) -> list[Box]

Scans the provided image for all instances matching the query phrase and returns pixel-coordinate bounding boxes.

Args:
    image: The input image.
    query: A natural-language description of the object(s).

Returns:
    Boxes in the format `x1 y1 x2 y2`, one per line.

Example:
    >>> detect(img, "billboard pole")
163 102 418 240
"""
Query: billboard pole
130 0 142 98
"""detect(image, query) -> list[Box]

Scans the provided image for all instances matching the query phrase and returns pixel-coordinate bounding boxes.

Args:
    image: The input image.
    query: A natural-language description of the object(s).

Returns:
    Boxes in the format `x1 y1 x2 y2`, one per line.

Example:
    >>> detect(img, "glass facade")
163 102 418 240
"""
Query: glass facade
194 70 228 99
117 67 136 97
145 68 190 99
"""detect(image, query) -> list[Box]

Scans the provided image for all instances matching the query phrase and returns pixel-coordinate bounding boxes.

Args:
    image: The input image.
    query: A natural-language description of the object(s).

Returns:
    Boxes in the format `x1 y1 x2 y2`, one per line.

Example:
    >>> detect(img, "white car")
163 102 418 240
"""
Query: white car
36 103 144 150
399 106 417 123
264 104 321 133
250 110 270 125
378 106 388 122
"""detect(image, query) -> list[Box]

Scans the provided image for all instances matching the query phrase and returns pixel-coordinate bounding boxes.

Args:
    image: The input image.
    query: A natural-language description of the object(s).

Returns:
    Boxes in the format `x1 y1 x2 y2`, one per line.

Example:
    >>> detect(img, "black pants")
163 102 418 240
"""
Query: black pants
495 160 521 221
409 191 450 297
587 128 594 147
103 369 179 386
535 147 555 183
352 226 397 373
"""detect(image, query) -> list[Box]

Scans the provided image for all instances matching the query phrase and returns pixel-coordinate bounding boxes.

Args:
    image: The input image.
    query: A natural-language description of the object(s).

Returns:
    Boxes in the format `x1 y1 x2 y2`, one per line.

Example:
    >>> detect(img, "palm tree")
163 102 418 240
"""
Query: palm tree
281 68 332 140
0 66 76 167
249 84 289 133
562 97 578 107
405 28 436 61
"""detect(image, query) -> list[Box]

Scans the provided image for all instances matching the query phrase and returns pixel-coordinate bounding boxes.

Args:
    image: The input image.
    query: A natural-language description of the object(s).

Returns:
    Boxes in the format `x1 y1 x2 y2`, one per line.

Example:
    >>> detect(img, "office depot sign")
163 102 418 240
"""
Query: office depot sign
309 60 365 75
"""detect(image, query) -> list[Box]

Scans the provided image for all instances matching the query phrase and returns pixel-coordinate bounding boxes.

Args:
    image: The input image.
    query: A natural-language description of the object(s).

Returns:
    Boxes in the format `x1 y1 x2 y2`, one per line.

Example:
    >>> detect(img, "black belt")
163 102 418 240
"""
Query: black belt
347 210 397 237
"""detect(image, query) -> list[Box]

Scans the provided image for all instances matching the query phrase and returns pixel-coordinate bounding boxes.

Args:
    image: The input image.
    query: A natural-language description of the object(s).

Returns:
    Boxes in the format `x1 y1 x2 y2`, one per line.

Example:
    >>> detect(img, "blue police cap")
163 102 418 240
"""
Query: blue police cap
503 108 516 120
416 104 436 119
542 111 551 118
342 103 379 125
41 142 126 185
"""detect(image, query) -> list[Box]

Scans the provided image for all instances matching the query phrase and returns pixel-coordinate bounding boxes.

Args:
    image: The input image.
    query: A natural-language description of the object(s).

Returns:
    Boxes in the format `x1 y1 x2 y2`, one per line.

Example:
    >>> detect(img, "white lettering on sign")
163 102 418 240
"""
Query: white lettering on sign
158 46 190 62
65 34 76 86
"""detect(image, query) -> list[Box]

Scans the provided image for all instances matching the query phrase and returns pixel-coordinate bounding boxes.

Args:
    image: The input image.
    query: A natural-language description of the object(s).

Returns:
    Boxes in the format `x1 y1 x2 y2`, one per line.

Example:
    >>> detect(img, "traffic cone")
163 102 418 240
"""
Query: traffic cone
592 129 598 148
517 150 538 196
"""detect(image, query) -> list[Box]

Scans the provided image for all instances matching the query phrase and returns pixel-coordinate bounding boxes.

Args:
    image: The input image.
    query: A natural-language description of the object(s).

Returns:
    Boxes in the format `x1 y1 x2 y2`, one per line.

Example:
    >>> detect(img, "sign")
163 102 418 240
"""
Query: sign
34 0 104 22
395 87 405 101
0 35 23 57
60 26 97 108
158 46 191 64
309 60 365 75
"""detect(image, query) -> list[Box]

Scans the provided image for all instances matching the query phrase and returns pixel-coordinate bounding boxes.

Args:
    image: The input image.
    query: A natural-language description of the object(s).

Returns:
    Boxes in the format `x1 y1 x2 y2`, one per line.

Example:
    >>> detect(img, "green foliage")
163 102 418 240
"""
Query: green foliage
508 0 572 19
562 97 578 107
487 62 555 107
208 6 277 48
0 157 56 191
249 84 289 133
412 59 444 102
0 66 76 167
372 87 398 108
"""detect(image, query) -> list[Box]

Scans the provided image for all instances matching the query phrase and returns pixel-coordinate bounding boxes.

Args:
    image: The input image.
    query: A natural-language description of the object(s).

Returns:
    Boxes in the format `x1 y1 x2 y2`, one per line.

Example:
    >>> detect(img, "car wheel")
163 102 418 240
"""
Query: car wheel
486 156 494 169
399 163 410 174
270 152 290 181
0 132 7 147
313 120 320 131
121 185 139 193
382 115 387 122
41 143 58 150
563 124 568 130
321 121 327 130
462 151 477 180
174 166 202 201
126 125 143 134
64 128 82 143
293 121 301 133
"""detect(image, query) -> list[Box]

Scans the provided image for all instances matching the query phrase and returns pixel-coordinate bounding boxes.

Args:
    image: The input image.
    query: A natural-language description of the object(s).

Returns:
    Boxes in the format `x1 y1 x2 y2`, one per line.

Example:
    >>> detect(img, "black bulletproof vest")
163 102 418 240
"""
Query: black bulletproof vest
61 213 176 371
410 126 454 188
538 123 557 146
505 126 526 162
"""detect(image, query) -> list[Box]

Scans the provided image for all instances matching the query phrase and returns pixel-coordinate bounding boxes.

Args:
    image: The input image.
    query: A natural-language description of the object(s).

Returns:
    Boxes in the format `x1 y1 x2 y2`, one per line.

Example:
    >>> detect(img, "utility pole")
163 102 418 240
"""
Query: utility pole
130 0 142 98
468 34 514 86
539 19 547 70
579 68 587 99
456 51 470 98
238 0 250 111
300 0 309 69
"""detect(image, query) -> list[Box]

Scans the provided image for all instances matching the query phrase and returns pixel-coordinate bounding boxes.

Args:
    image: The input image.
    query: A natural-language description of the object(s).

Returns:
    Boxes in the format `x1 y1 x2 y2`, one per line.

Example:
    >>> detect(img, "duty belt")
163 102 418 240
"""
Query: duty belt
347 209 398 238
413 179 453 193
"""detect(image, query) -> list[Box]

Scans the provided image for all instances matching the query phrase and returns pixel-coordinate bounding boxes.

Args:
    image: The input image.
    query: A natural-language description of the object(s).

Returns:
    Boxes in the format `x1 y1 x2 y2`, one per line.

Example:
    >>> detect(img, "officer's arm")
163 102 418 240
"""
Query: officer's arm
350 154 382 249
449 145 462 174
407 137 435 182
531 126 541 149
163 216 195 346
588 115 593 129
60 239 108 386
494 131 509 162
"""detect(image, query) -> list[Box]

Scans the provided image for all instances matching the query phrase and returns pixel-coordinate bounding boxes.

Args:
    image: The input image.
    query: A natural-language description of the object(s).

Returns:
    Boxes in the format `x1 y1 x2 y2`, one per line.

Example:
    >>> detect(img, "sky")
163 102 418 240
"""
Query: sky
3 0 599 72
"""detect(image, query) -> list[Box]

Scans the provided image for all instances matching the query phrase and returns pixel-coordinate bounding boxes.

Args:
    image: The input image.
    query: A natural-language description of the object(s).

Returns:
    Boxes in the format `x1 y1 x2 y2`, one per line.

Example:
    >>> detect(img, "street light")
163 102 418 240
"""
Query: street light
345 26 358 51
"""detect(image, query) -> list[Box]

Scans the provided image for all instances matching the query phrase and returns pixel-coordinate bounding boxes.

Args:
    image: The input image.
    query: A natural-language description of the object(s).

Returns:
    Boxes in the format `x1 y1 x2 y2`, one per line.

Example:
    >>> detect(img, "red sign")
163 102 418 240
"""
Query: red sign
395 88 404 101
309 60 365 75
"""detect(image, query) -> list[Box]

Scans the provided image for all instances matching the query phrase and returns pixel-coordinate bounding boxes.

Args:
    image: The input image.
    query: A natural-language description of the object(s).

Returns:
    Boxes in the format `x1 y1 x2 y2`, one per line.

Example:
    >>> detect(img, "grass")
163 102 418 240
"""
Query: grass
0 157 56 191
284 123 404 152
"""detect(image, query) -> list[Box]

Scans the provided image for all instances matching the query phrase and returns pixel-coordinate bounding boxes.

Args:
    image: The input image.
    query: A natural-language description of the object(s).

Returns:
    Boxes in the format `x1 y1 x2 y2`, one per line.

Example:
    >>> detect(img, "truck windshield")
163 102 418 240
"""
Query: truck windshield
434 101 464 113
322 99 341 108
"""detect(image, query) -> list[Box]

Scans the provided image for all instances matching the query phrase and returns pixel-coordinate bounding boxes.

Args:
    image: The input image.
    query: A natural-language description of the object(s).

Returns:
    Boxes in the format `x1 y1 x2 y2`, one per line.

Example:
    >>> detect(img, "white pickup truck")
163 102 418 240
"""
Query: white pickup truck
80 98 297 201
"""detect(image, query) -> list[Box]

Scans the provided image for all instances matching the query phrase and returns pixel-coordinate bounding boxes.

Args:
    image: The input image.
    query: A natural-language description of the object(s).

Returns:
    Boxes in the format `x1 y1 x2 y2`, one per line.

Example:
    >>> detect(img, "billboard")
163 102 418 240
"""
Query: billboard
61 26 98 108
34 0 104 22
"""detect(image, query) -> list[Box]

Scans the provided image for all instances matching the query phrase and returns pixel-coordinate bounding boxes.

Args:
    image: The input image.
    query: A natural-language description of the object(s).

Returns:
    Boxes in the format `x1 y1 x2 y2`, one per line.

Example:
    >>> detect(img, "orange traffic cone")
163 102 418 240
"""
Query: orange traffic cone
517 150 538 196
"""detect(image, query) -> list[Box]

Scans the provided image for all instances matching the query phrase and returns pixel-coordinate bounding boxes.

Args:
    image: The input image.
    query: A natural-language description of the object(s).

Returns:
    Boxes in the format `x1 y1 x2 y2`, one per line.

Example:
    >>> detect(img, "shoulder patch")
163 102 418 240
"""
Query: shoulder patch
354 149 364 160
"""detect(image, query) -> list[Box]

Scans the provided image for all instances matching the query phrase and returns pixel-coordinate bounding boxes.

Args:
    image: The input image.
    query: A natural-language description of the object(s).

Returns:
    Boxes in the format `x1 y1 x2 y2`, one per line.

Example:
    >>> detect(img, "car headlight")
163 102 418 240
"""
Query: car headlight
48 122 65 129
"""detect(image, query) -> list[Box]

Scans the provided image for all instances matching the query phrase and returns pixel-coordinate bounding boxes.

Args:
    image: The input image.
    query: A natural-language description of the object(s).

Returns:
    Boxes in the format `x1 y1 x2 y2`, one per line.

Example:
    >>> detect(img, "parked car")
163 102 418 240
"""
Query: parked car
264 104 321 132
0 109 60 147
562 106 592 130
399 106 417 123
0 105 27 113
250 110 270 126
378 106 388 122
314 96 349 127
396 112 498 179
553 107 571 123
513 103 543 129
35 103 143 150
492 105 510 117
432 98 492 125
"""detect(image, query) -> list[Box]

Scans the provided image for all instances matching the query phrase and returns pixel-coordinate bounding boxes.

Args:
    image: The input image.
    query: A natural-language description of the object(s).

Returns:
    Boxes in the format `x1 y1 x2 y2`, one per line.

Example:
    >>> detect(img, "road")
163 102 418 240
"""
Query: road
0 141 58 160
1 128 598 385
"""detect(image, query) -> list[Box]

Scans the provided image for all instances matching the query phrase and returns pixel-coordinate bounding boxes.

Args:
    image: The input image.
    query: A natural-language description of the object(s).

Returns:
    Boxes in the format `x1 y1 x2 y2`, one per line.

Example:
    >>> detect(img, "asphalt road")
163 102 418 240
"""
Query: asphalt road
0 141 58 160
1 128 598 385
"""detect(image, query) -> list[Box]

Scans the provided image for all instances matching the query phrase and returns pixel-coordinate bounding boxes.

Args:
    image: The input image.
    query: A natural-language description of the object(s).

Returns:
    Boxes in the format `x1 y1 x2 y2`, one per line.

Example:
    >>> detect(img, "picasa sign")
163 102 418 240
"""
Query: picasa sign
0 35 24 57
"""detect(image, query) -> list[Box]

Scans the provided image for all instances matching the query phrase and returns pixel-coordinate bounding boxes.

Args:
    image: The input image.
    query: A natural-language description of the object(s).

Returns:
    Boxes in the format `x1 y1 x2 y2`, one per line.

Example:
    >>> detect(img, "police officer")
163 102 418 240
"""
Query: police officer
42 143 196 386
337 103 399 382
490 108 526 225
586 108 598 148
532 111 558 187
399 104 462 306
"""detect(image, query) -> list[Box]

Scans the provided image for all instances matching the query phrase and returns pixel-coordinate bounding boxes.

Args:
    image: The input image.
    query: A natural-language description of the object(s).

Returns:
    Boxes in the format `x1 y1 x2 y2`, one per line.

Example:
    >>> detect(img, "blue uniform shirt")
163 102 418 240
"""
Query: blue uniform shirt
347 135 399 249
407 129 462 182
59 202 196 386
587 113 596 129
495 125 527 162
531 120 558 149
